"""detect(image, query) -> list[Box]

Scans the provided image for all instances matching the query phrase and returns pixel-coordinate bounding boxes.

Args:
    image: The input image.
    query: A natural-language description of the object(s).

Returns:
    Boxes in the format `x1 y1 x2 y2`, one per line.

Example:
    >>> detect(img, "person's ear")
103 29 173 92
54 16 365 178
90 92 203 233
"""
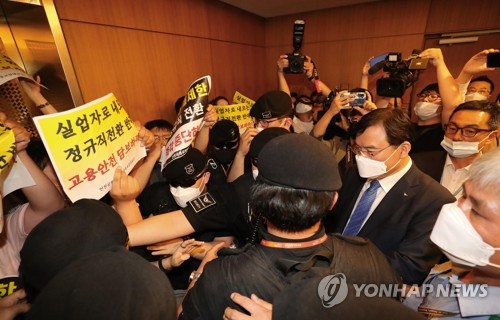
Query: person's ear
329 192 339 210
283 117 292 130
399 141 411 158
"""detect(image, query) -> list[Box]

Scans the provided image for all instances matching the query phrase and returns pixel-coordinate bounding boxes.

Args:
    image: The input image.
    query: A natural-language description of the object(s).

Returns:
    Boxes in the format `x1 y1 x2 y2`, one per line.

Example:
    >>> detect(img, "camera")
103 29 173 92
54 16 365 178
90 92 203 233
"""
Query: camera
376 51 428 97
350 92 367 107
339 92 366 107
487 52 500 68
283 20 305 74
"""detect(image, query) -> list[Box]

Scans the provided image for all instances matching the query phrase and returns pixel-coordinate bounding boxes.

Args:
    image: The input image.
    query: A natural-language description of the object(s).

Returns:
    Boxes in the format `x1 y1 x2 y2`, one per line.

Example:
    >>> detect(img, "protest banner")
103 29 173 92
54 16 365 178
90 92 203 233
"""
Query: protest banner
232 91 255 107
33 93 146 202
215 103 253 133
0 120 15 177
160 75 211 171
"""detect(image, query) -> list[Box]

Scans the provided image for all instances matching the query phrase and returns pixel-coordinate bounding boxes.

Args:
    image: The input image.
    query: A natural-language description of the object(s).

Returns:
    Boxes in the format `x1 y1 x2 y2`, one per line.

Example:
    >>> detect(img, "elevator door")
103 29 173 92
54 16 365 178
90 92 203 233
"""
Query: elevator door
0 0 77 135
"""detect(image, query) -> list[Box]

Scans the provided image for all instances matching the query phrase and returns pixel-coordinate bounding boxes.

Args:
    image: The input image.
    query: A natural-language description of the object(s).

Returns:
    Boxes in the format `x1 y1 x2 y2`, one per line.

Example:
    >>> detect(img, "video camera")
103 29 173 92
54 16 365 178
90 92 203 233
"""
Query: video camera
283 20 305 74
374 51 429 97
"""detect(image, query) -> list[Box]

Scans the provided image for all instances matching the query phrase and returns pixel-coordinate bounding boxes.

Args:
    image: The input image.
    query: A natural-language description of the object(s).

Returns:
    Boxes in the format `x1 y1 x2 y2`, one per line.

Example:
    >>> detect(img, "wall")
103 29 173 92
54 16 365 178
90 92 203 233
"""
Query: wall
265 0 500 108
54 0 500 123
54 0 265 124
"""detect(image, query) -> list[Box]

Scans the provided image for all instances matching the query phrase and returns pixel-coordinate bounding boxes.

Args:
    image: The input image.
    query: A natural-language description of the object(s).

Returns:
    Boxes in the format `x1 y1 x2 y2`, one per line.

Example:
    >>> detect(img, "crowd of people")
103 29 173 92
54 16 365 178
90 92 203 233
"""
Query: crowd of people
0 46 499 319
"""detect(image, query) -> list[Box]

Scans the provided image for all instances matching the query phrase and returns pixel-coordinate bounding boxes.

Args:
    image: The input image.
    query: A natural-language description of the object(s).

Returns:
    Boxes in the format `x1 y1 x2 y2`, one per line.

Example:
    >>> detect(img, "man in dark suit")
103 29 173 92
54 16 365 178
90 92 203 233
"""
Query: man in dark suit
324 108 455 285
413 100 499 198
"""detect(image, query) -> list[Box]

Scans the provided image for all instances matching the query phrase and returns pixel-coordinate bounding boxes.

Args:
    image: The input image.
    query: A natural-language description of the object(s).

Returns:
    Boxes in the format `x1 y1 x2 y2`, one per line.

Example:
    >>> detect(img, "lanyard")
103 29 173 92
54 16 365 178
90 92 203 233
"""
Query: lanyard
260 234 328 249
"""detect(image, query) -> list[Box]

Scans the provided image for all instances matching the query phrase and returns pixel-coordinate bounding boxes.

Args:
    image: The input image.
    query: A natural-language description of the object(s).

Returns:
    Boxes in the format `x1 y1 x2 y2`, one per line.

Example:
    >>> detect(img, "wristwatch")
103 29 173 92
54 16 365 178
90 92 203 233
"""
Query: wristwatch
189 270 202 283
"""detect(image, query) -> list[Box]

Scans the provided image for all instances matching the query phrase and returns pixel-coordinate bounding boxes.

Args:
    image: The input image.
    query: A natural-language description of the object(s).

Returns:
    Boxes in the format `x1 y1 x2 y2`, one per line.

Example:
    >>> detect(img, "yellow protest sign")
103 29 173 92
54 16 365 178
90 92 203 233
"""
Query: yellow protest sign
215 103 254 133
33 93 146 202
0 53 36 86
0 120 15 176
232 91 255 107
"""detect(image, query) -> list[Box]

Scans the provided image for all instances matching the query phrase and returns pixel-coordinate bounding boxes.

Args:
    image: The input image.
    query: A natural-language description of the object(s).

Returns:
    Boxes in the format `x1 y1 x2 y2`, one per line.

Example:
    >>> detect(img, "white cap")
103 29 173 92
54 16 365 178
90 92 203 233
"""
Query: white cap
295 102 312 113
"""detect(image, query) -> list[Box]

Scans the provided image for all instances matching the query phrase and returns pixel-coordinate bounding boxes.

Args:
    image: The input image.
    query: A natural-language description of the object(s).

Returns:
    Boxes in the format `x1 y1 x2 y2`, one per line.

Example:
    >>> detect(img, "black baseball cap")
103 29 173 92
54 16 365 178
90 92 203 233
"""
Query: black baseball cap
258 134 342 191
250 90 293 119
162 147 207 188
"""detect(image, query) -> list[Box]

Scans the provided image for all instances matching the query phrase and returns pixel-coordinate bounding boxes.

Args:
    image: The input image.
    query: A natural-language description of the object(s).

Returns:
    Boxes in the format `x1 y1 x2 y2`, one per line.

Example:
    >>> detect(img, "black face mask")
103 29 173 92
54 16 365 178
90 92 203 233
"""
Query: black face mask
213 149 237 165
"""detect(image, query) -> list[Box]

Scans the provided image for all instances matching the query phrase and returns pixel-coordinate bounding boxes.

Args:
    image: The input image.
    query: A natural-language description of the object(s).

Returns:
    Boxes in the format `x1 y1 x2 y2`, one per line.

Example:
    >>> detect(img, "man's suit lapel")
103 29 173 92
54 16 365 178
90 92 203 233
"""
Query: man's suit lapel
330 168 365 233
358 165 419 237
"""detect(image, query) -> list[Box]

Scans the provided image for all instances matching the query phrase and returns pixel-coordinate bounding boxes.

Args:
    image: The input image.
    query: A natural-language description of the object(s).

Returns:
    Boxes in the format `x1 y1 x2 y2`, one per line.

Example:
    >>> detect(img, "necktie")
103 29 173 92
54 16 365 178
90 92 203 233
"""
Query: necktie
342 180 381 236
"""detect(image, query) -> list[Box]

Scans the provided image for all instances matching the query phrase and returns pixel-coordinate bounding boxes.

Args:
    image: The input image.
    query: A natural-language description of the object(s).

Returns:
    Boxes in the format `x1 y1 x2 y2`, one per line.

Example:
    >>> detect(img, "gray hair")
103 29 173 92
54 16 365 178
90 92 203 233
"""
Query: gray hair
468 148 500 191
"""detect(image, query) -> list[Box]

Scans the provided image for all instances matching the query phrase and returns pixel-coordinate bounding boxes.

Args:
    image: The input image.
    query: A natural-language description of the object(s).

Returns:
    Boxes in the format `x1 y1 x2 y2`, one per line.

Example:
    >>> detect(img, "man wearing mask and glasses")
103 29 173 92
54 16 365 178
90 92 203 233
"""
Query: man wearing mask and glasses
323 108 455 285
413 100 499 199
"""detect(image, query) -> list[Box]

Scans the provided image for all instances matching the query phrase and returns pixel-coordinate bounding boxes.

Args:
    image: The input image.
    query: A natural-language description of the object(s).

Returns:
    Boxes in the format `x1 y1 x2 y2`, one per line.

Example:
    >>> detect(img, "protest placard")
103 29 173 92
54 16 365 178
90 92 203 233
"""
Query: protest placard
33 93 146 202
160 75 211 171
0 54 37 86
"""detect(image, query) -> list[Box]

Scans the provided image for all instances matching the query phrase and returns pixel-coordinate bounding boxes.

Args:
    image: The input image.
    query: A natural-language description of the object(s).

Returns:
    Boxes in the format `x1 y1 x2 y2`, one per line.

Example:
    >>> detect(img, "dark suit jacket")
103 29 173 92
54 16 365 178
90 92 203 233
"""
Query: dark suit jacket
412 150 447 183
324 162 455 284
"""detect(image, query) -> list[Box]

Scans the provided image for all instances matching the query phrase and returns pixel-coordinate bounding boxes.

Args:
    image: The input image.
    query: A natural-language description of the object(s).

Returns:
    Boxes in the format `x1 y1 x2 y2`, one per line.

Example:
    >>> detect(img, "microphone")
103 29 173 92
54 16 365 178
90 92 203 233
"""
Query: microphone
368 60 385 75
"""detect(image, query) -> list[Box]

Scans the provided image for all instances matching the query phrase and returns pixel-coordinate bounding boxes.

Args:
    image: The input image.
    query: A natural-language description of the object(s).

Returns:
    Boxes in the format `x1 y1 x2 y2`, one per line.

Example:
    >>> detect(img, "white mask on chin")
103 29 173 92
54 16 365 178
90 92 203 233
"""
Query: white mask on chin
414 101 441 121
293 117 314 134
431 202 500 268
465 92 488 102
355 146 401 178
170 176 206 208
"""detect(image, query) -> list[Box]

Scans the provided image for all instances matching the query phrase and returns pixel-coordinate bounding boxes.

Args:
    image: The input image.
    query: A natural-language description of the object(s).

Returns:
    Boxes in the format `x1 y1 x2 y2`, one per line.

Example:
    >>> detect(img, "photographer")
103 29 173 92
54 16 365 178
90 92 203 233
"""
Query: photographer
311 86 377 173
360 56 403 109
276 54 316 134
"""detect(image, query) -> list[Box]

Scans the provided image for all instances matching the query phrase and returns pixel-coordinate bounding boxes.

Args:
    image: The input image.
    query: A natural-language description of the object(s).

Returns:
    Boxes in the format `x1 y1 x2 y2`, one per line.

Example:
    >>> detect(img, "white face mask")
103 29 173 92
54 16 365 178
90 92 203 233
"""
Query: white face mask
355 146 401 178
440 136 487 158
414 101 441 121
465 92 488 102
252 168 259 180
293 118 314 134
169 176 206 208
431 202 500 269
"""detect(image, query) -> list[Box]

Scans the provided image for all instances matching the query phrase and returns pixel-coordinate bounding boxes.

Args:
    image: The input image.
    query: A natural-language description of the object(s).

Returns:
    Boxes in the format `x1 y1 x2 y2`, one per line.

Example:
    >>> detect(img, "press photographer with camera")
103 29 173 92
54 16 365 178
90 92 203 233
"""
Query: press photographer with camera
360 56 403 109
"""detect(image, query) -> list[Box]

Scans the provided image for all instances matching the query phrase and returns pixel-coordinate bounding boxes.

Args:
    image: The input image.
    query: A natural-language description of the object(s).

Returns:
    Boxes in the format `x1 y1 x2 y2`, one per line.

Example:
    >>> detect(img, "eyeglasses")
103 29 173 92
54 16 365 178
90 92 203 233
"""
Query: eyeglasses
169 170 206 188
154 135 171 142
417 91 440 102
254 117 286 128
351 144 392 158
445 124 492 138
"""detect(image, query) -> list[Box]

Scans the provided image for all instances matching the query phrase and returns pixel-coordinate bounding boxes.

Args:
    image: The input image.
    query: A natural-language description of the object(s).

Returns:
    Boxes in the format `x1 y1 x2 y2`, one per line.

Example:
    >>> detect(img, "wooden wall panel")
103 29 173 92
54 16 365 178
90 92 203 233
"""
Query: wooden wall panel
265 0 430 47
206 1 265 45
54 0 211 38
210 41 266 101
265 34 425 104
426 0 500 34
52 0 499 125
61 21 213 124
54 0 266 124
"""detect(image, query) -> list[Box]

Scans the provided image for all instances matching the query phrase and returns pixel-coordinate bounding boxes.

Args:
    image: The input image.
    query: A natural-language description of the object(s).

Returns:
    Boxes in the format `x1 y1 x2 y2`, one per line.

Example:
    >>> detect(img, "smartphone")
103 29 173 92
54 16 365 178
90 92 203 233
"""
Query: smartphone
351 92 367 107
487 52 500 68
370 53 388 68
